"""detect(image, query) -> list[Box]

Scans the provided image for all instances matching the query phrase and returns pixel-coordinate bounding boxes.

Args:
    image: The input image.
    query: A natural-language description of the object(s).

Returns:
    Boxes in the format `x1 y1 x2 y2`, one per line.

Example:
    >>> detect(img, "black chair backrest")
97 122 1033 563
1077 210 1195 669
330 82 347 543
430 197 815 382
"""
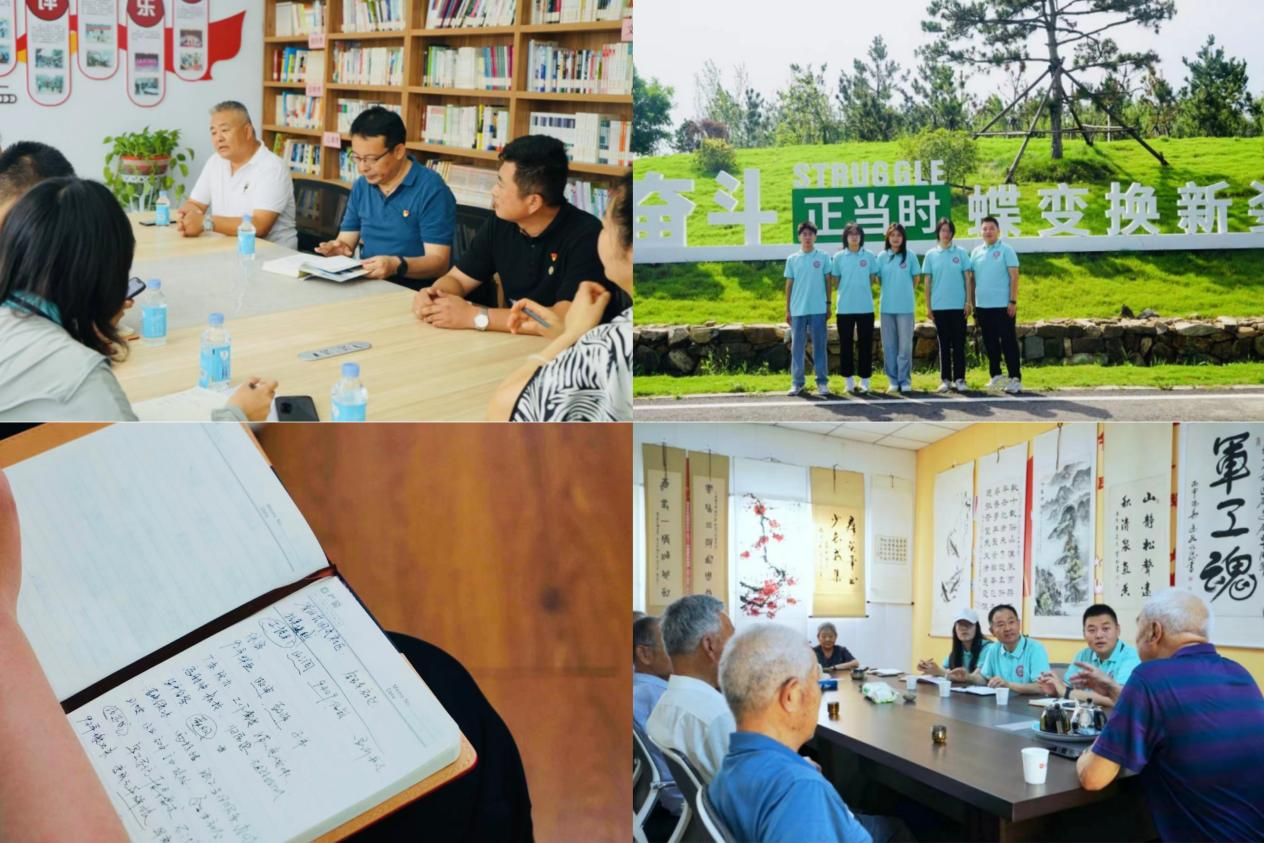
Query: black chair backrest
698 786 739 843
661 746 714 843
293 178 350 253
632 723 658 819
452 203 499 307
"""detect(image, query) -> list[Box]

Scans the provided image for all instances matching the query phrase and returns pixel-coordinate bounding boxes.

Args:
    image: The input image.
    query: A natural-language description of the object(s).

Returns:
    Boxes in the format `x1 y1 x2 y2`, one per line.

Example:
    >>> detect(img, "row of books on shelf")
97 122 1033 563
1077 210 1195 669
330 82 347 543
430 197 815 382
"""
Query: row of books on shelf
425 0 516 28
271 47 324 83
275 1 325 35
423 45 513 90
332 45 405 85
565 178 612 219
422 103 509 151
276 137 324 176
423 159 498 207
529 110 630 166
276 92 324 130
342 0 407 31
527 40 630 95
529 0 629 23
336 99 403 133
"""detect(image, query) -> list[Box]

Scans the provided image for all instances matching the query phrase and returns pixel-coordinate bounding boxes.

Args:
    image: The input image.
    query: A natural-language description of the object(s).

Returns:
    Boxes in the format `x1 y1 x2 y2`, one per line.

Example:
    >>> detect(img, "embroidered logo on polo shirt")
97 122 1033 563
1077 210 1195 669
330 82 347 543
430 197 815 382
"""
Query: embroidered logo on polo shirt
813 260 821 269
952 257 960 264
1016 665 1024 678
859 259 867 268
993 250 1001 259
900 261 907 269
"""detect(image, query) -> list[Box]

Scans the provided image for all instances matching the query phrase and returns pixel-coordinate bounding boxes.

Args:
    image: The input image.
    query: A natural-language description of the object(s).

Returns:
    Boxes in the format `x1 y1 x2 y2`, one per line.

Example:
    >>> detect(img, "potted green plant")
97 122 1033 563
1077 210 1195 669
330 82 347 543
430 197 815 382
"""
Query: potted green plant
102 127 194 212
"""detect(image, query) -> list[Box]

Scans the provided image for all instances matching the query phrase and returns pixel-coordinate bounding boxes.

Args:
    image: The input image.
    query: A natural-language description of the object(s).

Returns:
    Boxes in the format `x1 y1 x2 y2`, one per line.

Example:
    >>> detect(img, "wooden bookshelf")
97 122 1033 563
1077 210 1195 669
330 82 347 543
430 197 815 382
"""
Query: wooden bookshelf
261 0 632 205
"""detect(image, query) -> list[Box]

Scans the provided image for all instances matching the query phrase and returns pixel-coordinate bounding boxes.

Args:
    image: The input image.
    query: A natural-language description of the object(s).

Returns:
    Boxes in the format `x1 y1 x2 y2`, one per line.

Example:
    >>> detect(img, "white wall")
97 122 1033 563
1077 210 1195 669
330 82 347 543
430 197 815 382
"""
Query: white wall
633 423 918 670
2 1 261 194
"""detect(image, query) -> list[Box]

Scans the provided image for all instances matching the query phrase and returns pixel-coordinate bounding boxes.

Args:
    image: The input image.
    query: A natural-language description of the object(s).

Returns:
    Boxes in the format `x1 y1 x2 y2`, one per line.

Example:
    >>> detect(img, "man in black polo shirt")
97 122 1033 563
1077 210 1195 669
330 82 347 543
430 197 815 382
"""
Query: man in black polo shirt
412 135 624 333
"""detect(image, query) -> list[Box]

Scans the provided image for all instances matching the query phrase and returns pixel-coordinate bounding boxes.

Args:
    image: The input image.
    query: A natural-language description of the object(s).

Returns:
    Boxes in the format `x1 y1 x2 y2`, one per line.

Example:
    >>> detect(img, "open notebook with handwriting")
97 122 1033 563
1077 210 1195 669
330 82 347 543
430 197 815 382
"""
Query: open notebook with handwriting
4 424 472 843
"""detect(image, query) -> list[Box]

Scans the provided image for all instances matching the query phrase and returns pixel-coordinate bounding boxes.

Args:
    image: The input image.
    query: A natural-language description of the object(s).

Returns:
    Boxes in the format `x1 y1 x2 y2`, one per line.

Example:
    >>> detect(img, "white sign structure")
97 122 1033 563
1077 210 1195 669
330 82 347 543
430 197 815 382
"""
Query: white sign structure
1030 425 1098 640
1102 423 1172 645
1176 424 1264 648
634 168 1264 264
972 444 1027 622
932 461 975 634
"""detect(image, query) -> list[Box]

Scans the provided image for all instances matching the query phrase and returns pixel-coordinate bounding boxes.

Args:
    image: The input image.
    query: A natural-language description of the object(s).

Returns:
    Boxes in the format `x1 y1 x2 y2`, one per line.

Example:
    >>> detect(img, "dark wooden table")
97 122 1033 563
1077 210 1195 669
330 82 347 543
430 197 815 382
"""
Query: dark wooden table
813 674 1150 842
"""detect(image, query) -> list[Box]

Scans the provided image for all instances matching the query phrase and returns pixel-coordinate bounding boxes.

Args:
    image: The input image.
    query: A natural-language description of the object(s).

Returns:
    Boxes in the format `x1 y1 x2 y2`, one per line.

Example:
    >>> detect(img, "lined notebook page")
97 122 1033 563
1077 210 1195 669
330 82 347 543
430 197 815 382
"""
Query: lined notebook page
7 424 329 700
71 577 461 843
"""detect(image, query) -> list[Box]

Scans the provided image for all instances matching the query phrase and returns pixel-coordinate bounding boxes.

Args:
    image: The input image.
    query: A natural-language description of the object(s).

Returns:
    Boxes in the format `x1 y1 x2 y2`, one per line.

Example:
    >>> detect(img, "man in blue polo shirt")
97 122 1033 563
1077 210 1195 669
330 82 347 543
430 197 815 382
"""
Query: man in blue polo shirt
316 106 455 291
951 603 1049 694
969 216 1022 394
784 220 832 398
1035 603 1140 709
710 623 905 843
1076 589 1264 841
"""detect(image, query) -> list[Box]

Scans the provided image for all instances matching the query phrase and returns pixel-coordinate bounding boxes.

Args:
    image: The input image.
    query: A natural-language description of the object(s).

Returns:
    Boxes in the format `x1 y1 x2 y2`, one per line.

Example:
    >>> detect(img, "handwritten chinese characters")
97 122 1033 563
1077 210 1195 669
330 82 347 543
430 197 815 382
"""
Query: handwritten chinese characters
972 444 1027 619
643 444 686 614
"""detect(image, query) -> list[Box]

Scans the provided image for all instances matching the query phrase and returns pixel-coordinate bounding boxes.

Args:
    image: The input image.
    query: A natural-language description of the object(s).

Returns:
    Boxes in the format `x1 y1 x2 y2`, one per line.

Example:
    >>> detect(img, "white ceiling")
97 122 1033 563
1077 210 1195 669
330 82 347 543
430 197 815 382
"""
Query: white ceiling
771 422 969 451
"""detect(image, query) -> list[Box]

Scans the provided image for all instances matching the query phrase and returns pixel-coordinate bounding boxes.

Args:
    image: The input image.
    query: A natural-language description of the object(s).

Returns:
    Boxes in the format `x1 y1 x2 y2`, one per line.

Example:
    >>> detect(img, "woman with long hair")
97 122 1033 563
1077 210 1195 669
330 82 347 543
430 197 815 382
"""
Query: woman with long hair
874 222 919 393
918 607 991 676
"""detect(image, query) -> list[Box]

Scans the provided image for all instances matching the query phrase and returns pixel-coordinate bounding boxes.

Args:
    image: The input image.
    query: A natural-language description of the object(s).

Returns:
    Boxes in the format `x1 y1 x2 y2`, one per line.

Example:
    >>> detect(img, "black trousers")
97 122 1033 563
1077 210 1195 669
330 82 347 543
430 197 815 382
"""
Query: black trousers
836 313 874 378
351 633 534 842
932 309 967 382
974 307 1022 379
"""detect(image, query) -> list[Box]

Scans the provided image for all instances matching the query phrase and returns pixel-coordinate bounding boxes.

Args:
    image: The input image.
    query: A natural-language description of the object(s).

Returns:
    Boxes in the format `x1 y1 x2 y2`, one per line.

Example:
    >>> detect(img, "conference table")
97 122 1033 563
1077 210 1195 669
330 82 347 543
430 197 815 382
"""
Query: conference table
812 673 1152 842
118 214 546 420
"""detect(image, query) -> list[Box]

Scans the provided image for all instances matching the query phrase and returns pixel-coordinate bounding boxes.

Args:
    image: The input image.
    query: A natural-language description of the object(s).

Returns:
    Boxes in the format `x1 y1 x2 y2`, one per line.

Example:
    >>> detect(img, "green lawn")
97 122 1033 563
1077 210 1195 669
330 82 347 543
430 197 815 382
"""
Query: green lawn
634 136 1264 325
634 362 1264 398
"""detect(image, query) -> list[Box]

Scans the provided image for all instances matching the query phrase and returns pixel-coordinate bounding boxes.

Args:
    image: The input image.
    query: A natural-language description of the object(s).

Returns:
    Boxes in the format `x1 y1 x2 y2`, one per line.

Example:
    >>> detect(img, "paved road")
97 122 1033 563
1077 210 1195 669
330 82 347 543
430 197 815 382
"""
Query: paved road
634 387 1264 422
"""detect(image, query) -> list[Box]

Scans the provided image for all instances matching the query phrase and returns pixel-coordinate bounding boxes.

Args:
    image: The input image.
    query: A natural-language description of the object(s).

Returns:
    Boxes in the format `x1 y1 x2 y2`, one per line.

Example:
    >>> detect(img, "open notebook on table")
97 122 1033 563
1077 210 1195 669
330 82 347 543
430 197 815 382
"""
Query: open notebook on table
2 424 474 842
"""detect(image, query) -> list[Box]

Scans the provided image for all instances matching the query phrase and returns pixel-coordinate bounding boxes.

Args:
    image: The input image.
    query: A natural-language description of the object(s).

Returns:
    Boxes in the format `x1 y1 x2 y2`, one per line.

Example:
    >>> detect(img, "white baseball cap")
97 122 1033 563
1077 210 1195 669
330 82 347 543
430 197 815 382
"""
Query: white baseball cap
953 607 980 625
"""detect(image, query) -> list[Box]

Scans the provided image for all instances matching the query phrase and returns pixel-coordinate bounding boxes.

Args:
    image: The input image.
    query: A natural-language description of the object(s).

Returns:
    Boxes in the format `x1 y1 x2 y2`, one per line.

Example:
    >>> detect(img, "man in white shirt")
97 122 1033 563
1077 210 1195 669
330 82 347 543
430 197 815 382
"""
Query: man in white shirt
646 595 736 784
176 101 298 249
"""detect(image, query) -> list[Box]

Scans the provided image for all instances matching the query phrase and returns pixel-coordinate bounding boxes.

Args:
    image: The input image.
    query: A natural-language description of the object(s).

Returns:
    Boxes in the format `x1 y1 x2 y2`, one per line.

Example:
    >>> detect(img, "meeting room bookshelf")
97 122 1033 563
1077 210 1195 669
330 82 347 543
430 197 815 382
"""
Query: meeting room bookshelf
259 0 632 209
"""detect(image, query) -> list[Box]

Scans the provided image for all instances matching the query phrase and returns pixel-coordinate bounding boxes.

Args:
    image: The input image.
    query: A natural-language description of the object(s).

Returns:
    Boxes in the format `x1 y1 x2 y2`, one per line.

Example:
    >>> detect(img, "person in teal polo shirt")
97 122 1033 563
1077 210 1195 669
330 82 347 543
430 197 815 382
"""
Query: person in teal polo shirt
969 216 1022 393
1036 603 1140 709
874 223 919 394
784 220 833 397
829 221 876 394
955 603 1050 694
922 218 973 393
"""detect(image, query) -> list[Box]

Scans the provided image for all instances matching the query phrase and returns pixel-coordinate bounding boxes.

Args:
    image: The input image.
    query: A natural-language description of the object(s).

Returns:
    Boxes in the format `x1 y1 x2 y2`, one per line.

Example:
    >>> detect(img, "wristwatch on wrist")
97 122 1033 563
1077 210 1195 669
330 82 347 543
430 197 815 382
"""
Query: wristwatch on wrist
394 255 409 279
1062 684 1072 699
1009 299 1018 305
473 307 490 332
202 215 214 232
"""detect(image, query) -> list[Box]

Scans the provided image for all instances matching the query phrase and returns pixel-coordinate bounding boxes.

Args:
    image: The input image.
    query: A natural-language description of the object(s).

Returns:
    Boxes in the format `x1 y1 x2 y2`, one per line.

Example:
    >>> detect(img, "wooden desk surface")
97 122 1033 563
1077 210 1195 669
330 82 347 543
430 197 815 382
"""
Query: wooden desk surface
113 291 547 421
816 677 1123 823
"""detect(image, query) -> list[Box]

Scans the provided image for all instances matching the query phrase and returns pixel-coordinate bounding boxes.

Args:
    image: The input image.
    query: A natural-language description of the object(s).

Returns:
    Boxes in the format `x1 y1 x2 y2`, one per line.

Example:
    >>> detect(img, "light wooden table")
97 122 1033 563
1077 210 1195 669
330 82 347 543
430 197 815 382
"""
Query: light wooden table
113 291 547 421
127 213 401 330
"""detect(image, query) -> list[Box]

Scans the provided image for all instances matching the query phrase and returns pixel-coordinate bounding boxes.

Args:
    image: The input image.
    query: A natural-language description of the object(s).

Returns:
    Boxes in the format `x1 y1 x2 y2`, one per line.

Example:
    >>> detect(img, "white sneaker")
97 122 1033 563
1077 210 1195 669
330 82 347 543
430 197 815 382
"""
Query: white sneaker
858 378 870 393
845 376 855 393
953 379 967 392
1005 378 1023 394
887 384 901 394
787 385 804 396
817 384 833 398
900 384 913 393
936 381 951 393
987 374 1008 391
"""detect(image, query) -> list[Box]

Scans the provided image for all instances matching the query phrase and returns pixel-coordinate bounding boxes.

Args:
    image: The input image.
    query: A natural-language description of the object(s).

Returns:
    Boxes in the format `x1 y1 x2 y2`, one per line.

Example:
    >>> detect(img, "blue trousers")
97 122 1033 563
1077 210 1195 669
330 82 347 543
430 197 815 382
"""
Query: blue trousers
790 313 830 389
880 312 914 388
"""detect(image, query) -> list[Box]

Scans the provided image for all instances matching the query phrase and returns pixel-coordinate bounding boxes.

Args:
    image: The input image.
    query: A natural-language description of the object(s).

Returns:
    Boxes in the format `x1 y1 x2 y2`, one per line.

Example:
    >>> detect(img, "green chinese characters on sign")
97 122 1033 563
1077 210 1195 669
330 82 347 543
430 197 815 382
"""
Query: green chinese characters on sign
791 185 953 243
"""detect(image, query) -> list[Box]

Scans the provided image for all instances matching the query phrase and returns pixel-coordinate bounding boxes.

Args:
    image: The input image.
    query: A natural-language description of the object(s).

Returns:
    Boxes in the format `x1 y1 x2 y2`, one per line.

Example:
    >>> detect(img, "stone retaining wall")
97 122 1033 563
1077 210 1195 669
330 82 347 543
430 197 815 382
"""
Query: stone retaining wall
633 317 1264 375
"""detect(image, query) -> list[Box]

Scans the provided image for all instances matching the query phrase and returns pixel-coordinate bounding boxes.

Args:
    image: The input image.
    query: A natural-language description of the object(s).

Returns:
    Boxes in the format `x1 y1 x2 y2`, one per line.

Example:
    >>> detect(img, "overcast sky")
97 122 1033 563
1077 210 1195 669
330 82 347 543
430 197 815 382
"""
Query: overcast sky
635 0 1264 127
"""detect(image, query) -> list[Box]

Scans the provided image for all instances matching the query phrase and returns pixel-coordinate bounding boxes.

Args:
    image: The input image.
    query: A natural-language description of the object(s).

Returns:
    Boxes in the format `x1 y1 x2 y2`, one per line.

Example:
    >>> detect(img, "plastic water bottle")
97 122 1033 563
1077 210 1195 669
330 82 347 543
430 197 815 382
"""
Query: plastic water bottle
154 190 170 226
140 279 167 347
198 313 232 391
331 362 367 422
237 213 256 283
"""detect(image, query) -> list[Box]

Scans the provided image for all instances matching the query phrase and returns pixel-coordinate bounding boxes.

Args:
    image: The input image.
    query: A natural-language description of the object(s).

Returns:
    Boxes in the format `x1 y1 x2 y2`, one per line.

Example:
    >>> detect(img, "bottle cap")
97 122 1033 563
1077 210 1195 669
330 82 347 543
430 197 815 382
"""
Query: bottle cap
148 279 161 290
341 362 360 378
242 213 252 222
208 312 224 326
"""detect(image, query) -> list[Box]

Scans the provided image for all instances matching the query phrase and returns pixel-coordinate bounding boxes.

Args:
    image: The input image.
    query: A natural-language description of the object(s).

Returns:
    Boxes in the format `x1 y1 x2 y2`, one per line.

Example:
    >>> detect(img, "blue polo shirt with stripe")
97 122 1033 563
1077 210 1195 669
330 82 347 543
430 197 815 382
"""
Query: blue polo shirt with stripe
1091 643 1264 842
1064 639 1141 686
978 635 1049 684
340 160 456 260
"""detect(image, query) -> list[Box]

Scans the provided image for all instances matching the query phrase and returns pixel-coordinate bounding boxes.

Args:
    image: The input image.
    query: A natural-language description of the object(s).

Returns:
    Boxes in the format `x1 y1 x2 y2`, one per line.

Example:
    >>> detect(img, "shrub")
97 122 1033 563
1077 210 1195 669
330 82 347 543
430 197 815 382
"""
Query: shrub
899 128 979 187
695 138 738 176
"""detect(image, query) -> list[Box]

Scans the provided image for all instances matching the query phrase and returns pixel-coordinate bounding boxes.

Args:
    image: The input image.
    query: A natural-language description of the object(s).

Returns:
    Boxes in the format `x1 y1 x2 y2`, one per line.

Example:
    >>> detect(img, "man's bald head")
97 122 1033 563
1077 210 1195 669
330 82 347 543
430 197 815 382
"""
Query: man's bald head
1136 588 1211 660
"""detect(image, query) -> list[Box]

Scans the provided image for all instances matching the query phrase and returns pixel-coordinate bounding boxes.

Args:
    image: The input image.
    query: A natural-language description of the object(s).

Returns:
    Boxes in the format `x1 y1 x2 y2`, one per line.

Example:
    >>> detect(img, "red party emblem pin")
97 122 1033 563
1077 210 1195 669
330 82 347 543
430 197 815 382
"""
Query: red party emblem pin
550 252 558 262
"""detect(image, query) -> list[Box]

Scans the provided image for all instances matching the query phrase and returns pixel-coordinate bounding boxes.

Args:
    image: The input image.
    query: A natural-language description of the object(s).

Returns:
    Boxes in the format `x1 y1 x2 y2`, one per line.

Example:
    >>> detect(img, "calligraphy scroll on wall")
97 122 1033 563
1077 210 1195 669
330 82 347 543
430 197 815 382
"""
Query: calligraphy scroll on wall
1031 425 1098 639
932 462 975 634
810 467 866 617
687 451 729 600
1177 424 1264 648
1103 423 1172 644
642 444 686 617
972 444 1028 623
732 458 811 631
869 476 913 604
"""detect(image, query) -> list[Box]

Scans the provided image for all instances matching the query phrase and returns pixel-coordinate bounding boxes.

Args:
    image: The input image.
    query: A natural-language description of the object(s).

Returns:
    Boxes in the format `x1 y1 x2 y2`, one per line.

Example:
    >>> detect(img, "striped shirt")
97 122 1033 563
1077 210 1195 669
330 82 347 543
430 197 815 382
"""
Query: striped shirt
1091 643 1264 842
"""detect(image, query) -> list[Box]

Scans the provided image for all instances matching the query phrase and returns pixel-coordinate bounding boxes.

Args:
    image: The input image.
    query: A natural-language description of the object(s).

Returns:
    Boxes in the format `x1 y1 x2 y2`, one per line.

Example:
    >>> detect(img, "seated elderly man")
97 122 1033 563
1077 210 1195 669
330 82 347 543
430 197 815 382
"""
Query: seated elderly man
632 614 681 834
645 595 735 783
709 624 907 843
1075 588 1264 840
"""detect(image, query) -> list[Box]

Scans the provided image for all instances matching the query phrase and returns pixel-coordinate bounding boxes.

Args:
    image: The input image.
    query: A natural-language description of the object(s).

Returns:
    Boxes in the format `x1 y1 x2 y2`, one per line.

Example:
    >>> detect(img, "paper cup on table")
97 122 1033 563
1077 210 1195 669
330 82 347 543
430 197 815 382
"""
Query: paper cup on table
905 676 918 692
938 679 951 697
995 687 1010 704
1021 747 1049 785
